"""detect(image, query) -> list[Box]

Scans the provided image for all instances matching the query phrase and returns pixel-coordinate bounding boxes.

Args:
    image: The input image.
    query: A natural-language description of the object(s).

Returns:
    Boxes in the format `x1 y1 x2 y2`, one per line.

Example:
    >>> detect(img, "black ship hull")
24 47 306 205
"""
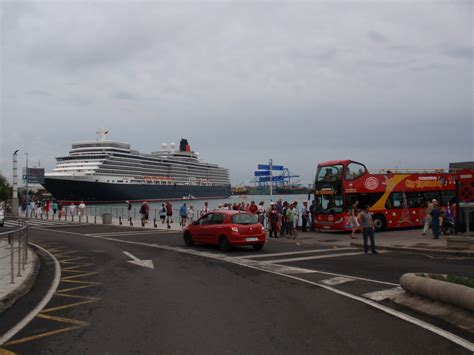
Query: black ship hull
43 178 231 203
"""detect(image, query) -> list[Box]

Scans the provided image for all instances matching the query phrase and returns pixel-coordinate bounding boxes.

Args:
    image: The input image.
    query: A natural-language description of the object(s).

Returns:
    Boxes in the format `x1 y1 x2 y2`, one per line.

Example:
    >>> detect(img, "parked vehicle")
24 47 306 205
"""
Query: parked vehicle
183 211 266 251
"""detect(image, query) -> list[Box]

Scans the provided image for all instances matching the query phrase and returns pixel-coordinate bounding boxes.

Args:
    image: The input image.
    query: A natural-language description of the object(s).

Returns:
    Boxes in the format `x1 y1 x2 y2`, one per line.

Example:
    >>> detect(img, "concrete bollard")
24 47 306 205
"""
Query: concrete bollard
400 273 474 312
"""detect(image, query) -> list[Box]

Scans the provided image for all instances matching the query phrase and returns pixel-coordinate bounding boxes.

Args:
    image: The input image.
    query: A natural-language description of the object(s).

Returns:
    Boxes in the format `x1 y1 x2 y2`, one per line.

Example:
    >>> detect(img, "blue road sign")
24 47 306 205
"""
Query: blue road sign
258 176 285 182
254 171 271 176
257 164 284 170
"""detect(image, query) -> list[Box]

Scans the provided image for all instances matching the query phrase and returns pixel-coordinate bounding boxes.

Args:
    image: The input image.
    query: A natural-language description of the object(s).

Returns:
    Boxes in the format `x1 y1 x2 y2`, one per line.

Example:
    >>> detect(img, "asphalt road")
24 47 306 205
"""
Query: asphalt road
1 221 473 354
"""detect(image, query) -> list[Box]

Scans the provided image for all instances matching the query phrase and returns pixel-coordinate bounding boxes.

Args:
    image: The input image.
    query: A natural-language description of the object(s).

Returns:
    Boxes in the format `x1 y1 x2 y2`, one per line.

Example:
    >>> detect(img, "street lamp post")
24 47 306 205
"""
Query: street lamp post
12 150 19 217
25 153 29 219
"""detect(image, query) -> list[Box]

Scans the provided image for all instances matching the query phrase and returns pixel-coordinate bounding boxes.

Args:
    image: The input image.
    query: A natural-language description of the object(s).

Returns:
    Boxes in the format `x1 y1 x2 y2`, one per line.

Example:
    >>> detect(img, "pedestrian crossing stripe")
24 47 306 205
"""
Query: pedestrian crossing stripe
362 287 404 301
321 277 355 286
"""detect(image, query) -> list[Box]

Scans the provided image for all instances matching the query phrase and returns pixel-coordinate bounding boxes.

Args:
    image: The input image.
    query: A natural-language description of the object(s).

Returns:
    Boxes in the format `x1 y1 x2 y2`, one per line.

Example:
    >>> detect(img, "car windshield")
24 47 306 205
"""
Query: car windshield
231 213 258 225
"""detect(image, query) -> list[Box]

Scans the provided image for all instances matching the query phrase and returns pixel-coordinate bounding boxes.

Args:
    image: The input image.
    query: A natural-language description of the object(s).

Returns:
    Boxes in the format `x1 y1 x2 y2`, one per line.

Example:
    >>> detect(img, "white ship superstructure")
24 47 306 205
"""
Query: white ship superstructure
43 133 231 202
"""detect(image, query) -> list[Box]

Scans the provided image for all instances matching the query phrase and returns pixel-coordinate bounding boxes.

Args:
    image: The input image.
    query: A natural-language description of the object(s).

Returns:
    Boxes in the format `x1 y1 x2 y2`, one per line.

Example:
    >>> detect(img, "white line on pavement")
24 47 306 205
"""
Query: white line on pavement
362 287 405 301
234 247 356 259
0 243 61 346
30 227 474 352
260 251 368 263
321 277 355 286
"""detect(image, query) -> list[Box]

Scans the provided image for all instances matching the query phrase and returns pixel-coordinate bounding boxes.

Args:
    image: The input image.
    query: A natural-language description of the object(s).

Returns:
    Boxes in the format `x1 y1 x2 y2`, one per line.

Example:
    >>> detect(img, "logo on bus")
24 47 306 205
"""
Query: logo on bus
364 177 379 190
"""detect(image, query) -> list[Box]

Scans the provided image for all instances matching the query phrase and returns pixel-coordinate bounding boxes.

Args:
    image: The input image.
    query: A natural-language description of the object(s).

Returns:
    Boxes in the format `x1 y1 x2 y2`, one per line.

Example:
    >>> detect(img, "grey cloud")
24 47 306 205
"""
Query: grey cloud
112 91 138 101
1 2 472 185
367 30 389 43
27 90 52 96
441 44 474 60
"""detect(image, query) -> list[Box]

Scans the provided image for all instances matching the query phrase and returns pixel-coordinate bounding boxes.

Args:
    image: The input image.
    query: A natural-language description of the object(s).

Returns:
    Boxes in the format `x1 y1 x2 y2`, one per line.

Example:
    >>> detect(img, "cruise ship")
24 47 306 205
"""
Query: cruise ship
42 131 231 203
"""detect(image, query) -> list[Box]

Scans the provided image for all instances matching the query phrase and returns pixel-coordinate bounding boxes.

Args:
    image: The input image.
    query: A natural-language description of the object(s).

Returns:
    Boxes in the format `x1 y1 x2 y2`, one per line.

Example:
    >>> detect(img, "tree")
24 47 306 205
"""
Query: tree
0 174 12 201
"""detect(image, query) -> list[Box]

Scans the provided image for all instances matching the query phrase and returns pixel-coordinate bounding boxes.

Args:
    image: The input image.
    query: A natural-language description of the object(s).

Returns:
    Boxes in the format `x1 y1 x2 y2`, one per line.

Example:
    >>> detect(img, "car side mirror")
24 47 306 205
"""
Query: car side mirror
192 221 199 225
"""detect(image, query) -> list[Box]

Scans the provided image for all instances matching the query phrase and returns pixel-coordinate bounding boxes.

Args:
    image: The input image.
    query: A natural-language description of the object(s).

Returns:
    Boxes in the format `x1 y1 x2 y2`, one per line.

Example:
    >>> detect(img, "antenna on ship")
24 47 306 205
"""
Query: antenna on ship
96 128 109 141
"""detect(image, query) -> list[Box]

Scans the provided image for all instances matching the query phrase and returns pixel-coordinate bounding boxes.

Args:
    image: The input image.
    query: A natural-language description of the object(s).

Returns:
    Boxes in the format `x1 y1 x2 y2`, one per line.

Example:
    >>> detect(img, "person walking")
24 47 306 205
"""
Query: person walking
78 201 86 221
179 203 188 227
201 201 210 216
429 201 441 239
139 202 148 226
187 205 195 225
248 201 258 214
301 202 309 232
358 205 377 254
268 203 279 238
165 201 173 229
292 201 299 233
68 203 76 219
422 199 435 235
126 201 132 220
350 200 360 239
52 201 59 218
257 201 265 226
159 203 166 224
285 203 296 239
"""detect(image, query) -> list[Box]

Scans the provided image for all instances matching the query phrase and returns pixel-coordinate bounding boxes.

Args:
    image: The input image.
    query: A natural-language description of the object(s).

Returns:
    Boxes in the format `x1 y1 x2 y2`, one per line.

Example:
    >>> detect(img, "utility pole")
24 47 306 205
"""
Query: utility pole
269 159 273 198
25 153 29 219
12 150 19 216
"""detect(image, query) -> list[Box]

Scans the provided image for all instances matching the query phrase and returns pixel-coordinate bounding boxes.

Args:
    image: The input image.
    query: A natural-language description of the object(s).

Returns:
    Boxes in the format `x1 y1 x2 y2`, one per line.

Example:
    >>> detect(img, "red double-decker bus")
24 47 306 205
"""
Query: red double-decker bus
314 160 474 232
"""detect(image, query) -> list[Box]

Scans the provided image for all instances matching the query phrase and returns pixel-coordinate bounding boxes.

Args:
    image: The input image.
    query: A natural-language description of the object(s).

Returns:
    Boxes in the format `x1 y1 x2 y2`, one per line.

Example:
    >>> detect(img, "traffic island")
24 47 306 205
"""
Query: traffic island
0 247 40 313
390 273 474 334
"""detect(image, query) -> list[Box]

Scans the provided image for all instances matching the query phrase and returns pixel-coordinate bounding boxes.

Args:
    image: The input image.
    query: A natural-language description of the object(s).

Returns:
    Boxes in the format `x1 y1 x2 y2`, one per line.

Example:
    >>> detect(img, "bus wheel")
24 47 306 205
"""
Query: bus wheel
373 215 386 232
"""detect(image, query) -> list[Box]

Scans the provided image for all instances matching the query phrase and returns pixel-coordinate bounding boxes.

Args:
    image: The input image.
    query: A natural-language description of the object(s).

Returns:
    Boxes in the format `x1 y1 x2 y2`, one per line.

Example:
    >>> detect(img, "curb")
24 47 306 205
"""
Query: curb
0 247 40 313
400 273 474 312
350 241 474 257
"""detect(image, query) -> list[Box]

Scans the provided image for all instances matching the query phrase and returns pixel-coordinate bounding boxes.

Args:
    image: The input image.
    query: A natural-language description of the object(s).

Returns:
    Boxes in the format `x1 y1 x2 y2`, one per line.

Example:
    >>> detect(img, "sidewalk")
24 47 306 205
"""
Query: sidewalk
272 228 474 256
0 239 39 312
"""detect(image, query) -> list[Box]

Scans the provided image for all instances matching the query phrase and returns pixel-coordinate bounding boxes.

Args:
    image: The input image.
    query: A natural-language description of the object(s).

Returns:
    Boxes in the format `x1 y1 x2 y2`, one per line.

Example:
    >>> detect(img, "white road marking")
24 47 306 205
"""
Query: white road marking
321 277 355 286
123 251 154 269
85 230 166 237
0 243 61 346
363 287 405 301
31 227 474 352
260 251 369 264
235 247 356 259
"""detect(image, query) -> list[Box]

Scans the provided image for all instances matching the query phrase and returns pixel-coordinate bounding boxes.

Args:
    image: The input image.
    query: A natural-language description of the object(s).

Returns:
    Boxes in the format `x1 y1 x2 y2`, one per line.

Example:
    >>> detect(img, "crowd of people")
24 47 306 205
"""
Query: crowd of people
22 200 87 219
162 199 318 239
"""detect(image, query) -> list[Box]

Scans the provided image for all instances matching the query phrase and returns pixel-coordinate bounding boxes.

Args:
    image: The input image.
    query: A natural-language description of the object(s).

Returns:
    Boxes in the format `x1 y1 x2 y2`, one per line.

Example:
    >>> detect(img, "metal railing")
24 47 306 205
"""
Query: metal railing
0 220 29 284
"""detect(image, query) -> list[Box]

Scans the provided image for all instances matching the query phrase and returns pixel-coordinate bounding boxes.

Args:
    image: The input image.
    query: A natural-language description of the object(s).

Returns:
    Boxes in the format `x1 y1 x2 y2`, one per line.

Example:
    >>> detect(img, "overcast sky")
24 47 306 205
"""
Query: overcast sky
1 0 472 186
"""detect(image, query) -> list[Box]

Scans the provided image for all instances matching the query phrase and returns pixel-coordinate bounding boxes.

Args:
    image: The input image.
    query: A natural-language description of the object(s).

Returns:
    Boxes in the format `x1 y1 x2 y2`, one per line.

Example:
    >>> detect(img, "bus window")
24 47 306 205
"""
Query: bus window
317 193 343 214
317 165 343 182
345 162 366 180
346 193 383 210
386 192 403 209
406 192 424 208
423 191 441 205
441 191 456 205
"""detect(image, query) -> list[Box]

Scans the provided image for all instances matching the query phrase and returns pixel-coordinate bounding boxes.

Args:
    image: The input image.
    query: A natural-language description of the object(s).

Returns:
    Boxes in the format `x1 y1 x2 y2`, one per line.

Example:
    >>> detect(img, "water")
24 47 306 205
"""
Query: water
83 194 313 218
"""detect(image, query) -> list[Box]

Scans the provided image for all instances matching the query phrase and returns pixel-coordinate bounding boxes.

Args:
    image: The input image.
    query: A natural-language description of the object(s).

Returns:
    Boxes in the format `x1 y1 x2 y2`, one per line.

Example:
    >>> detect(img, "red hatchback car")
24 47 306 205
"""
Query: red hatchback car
183 211 266 251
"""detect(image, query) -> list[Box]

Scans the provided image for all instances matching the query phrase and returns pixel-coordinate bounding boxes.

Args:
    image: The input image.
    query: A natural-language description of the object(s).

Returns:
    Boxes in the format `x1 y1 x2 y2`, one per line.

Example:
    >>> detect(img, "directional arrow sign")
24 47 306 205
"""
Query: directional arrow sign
123 251 154 269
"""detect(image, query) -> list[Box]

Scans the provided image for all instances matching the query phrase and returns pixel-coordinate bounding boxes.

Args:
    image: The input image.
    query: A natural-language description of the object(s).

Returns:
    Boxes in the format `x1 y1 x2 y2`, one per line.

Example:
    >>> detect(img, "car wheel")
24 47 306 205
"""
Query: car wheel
219 235 231 252
373 215 386 232
252 244 264 251
184 231 194 246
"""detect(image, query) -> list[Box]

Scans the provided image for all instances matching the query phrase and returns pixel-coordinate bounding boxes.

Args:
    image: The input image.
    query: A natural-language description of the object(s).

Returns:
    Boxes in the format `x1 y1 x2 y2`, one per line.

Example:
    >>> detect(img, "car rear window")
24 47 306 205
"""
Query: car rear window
231 213 258 225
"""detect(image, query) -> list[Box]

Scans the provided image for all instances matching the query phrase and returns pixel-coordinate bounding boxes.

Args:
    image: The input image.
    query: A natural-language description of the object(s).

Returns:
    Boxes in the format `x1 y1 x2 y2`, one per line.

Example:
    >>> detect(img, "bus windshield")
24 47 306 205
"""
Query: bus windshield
316 191 344 214
316 165 343 182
